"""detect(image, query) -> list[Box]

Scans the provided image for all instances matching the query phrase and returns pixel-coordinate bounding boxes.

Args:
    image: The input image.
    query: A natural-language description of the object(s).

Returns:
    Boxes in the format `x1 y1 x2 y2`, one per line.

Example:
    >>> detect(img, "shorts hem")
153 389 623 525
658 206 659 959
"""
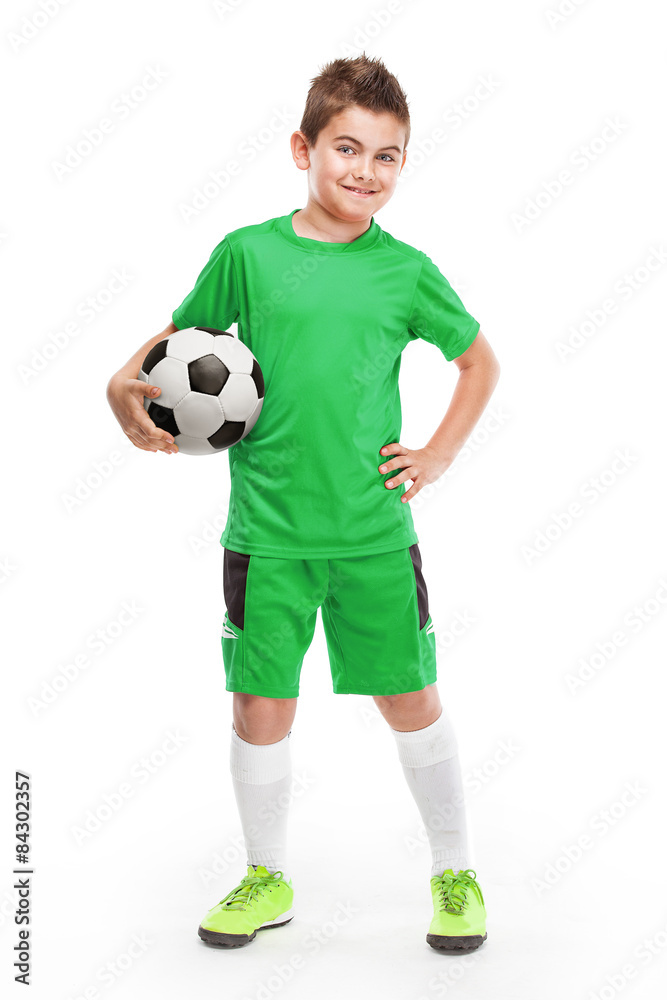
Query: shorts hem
332 674 437 696
225 683 300 699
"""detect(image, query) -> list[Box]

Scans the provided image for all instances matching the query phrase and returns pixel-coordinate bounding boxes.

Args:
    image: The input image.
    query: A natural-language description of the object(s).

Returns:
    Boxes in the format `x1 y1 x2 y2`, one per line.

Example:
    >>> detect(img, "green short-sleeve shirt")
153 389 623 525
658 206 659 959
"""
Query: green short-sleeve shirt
172 208 480 558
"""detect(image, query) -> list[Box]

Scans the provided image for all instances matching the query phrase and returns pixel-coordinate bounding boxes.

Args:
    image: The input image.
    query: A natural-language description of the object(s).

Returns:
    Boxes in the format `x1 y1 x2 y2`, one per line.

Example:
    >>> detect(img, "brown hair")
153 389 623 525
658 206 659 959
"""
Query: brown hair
299 52 410 151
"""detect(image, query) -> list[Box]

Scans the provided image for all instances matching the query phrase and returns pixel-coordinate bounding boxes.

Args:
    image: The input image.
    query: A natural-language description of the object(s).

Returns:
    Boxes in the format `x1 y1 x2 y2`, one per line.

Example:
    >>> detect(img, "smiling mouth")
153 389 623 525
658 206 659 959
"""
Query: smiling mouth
342 185 376 195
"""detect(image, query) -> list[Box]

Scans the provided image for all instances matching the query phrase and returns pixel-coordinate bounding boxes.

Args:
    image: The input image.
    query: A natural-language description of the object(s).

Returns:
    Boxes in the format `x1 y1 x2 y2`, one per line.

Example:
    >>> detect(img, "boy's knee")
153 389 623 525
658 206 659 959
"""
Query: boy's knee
233 693 297 744
373 684 441 727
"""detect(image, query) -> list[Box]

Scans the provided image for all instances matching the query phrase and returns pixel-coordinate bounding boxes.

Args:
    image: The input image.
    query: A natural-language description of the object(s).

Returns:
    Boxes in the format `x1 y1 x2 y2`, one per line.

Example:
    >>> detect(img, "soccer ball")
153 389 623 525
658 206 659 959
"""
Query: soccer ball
138 326 265 455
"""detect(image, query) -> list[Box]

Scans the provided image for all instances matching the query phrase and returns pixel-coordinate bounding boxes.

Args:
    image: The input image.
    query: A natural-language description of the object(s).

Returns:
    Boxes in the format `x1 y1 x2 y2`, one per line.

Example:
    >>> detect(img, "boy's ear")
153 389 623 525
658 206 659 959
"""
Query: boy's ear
291 129 311 170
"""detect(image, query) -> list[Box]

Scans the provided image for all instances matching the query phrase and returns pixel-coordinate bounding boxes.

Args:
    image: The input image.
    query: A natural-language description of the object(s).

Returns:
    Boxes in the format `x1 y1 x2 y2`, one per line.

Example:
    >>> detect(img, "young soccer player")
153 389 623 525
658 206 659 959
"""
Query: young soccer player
107 53 500 952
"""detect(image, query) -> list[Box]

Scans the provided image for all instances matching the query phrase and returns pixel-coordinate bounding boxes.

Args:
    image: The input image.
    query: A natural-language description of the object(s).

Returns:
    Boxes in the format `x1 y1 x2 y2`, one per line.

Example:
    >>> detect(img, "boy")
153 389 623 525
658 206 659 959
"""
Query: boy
107 53 500 952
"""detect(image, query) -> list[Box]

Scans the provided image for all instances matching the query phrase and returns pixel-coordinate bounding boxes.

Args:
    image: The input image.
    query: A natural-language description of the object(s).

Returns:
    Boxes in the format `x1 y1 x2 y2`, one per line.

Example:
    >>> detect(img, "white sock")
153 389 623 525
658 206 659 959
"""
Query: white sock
391 709 470 878
229 723 293 879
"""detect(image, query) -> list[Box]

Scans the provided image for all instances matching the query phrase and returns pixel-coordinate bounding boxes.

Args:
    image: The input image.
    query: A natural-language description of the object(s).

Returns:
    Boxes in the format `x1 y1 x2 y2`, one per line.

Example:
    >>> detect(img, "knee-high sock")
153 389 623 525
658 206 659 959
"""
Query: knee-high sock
391 709 470 877
229 723 292 877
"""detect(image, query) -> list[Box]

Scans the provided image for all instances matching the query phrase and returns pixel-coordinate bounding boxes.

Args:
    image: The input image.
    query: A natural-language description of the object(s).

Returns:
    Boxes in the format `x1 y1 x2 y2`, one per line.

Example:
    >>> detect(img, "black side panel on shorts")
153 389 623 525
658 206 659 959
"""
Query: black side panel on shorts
408 543 430 630
223 548 251 630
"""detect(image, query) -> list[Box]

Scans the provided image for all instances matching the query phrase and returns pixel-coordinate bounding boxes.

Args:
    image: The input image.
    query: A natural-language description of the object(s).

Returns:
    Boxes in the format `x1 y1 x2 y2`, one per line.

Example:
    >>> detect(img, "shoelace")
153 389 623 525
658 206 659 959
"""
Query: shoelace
218 871 285 911
434 869 483 914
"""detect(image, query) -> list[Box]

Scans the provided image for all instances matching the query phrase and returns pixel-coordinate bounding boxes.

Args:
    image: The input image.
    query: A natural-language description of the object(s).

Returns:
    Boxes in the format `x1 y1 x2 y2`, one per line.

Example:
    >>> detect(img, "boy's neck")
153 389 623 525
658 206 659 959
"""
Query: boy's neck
292 204 373 244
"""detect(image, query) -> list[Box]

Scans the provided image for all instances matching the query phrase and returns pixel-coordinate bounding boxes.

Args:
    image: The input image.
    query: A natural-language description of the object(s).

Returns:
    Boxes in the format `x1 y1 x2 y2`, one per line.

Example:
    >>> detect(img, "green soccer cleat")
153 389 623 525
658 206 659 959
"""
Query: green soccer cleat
198 865 294 948
426 868 487 952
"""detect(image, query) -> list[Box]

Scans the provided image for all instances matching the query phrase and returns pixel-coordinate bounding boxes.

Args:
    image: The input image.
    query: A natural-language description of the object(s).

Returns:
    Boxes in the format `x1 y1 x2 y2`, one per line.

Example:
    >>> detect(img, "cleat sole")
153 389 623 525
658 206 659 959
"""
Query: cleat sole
426 931 487 952
198 913 294 948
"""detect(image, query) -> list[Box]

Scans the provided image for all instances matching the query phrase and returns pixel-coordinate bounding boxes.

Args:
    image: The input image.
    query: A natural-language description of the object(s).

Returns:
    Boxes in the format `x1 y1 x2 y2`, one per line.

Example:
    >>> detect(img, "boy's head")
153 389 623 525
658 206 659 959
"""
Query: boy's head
291 53 410 222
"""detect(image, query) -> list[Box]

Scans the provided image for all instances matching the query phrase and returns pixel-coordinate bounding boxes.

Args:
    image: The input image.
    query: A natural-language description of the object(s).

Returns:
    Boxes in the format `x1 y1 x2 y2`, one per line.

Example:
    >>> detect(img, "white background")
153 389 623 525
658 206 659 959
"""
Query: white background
2 0 666 998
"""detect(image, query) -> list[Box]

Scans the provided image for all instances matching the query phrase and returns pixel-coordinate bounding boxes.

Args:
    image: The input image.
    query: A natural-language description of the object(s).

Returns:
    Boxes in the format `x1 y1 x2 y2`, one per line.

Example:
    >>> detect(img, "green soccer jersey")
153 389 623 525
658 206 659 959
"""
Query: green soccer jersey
171 208 480 558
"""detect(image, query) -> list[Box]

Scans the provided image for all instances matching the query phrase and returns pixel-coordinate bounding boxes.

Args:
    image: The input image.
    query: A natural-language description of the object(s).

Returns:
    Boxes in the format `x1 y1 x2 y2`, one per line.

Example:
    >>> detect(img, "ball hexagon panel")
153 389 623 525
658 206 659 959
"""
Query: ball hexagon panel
141 338 168 374
188 354 229 395
209 420 247 450
143 357 190 409
145 401 179 438
166 327 217 362
174 391 224 438
211 334 255 375
219 372 259 422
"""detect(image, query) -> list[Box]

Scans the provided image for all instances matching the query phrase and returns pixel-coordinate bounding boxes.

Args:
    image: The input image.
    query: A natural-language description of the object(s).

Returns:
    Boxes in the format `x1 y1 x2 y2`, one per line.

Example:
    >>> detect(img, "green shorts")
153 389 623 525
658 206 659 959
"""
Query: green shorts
221 544 437 698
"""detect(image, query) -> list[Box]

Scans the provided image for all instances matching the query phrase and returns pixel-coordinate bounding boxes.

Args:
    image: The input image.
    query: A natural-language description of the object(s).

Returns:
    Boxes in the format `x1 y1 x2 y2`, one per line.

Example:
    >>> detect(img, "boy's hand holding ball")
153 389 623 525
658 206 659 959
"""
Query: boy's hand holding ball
106 375 178 454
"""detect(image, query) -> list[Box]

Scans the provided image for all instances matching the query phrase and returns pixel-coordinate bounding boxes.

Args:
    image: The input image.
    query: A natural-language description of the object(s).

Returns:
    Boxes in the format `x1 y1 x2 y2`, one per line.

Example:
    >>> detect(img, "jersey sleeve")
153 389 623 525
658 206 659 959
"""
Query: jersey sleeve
407 253 480 361
171 236 240 331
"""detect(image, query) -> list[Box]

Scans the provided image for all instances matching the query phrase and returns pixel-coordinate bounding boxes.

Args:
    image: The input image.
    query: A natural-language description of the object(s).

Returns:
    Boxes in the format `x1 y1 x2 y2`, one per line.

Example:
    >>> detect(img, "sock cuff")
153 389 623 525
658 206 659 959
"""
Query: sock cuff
230 723 292 784
390 710 458 767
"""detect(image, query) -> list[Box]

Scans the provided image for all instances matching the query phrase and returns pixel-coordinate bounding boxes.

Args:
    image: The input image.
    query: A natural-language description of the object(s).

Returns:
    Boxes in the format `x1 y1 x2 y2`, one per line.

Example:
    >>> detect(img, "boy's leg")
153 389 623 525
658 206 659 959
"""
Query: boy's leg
221 548 328 878
230 693 298 875
374 685 470 877
321 545 470 877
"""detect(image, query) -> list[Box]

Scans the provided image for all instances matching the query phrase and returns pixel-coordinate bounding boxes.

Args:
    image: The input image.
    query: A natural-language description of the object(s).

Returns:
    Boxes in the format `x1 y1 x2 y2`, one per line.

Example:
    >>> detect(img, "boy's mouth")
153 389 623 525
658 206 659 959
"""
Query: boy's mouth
342 185 376 197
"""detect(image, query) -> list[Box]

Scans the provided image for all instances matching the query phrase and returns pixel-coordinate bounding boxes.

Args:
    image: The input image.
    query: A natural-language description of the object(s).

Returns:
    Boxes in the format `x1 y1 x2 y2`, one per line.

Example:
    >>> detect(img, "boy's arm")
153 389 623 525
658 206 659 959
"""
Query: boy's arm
425 329 500 466
106 320 180 454
378 330 501 502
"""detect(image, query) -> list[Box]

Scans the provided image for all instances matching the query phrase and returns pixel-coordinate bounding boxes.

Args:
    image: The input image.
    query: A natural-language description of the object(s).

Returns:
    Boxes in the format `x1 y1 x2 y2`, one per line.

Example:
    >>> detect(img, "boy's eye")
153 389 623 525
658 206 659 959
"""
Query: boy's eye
337 145 394 162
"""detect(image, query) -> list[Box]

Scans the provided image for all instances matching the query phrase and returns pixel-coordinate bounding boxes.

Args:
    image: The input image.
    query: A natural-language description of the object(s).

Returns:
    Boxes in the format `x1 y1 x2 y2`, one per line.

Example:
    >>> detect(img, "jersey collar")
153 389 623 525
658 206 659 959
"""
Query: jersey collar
277 208 380 254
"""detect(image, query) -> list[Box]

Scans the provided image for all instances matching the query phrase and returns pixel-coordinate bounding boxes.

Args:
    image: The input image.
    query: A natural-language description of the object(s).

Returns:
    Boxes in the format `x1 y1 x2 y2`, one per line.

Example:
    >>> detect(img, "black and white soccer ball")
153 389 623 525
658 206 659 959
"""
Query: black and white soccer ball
138 327 264 455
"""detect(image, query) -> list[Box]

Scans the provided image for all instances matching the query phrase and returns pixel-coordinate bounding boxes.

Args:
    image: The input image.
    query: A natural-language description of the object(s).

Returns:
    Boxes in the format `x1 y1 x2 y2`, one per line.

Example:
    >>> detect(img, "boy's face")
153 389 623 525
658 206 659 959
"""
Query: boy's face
292 105 407 222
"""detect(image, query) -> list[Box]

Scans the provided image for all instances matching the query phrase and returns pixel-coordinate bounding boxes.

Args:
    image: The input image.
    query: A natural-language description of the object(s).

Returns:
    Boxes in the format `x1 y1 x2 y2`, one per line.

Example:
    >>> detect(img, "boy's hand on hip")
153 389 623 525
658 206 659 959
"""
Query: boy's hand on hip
378 442 448 503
